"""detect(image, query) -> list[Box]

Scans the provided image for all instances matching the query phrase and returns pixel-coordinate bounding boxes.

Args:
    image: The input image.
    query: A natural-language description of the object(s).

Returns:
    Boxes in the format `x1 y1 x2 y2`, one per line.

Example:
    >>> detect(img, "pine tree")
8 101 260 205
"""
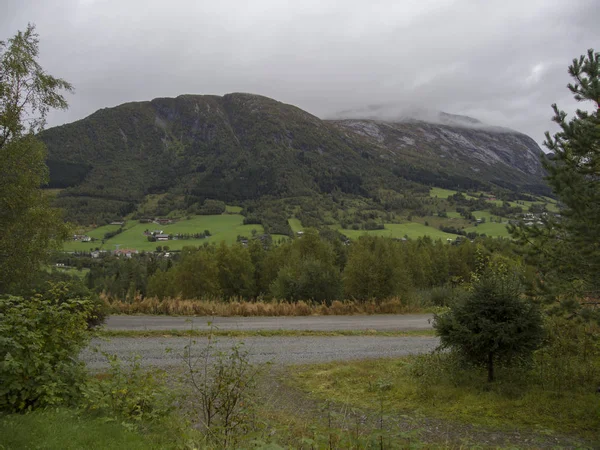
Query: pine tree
434 266 544 382
510 49 600 323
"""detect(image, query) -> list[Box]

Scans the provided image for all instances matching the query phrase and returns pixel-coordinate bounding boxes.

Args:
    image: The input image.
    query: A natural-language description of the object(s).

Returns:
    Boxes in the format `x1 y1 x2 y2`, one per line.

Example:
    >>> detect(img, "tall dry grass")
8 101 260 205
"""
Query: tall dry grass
101 293 425 316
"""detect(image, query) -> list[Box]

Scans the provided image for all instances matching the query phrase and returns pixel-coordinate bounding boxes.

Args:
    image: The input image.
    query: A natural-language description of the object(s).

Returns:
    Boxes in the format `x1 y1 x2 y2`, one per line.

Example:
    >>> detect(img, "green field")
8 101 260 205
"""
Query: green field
340 222 459 241
225 205 243 213
430 187 459 199
288 218 304 233
465 221 510 237
430 187 479 200
64 215 266 252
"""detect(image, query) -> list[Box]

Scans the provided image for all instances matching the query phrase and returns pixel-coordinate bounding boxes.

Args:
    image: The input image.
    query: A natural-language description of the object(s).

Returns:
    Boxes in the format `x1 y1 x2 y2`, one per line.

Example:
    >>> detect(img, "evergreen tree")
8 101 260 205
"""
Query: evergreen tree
434 266 544 382
510 49 600 322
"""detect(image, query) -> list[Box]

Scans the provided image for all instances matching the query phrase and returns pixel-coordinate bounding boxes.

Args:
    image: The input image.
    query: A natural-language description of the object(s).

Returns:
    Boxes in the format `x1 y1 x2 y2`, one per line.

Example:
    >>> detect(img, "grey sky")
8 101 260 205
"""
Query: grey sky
2 0 599 146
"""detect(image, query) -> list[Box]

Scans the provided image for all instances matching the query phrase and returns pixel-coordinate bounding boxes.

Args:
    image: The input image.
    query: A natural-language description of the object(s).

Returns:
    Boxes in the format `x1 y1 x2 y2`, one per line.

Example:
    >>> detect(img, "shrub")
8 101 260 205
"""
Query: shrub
81 353 174 422
40 281 108 329
0 294 92 411
183 330 259 448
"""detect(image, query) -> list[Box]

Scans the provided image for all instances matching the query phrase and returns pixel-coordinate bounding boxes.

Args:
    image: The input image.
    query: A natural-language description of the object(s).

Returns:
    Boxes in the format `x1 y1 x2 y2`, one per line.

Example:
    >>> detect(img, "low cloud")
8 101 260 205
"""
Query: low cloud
1 0 598 146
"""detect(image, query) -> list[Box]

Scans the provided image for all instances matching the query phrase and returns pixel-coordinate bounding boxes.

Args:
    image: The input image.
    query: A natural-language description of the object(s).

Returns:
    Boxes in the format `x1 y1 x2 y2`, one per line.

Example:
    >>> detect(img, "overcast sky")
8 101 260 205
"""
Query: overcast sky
2 0 599 146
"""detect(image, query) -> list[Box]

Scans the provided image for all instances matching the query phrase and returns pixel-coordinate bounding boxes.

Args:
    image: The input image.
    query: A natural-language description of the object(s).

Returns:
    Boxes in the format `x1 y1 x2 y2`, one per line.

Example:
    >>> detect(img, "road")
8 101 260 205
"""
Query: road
83 314 437 369
83 335 439 369
104 314 433 332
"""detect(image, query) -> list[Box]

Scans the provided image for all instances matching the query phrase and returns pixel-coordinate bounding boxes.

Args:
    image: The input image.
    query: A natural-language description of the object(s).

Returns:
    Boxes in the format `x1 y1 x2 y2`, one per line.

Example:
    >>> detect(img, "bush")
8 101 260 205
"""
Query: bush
183 331 259 448
40 281 108 329
81 354 174 422
0 294 92 411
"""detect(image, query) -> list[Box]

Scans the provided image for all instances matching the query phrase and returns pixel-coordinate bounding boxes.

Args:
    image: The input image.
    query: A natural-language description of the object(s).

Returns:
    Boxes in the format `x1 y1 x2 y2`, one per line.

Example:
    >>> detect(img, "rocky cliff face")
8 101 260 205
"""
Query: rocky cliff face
329 117 545 190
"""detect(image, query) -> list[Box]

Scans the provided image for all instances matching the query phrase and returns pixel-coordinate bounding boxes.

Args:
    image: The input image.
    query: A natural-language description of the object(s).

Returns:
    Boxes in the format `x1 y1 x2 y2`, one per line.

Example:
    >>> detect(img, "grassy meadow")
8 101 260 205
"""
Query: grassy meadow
63 189 558 252
340 222 459 240
290 356 600 443
64 214 268 252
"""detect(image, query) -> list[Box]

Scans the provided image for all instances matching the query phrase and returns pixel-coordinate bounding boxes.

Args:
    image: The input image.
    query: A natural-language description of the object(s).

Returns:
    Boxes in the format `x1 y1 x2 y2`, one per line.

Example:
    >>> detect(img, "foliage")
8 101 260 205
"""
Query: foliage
81 353 174 422
0 409 159 450
0 293 92 411
269 230 342 303
0 135 70 292
293 355 599 442
434 266 544 381
0 24 72 292
343 236 411 301
510 49 600 322
0 23 73 146
183 327 259 448
215 241 255 298
88 234 503 302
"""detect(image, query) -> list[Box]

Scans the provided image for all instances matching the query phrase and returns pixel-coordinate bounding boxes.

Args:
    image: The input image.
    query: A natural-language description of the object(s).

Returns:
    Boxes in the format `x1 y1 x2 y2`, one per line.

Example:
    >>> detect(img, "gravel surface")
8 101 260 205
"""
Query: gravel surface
82 335 439 370
104 314 434 332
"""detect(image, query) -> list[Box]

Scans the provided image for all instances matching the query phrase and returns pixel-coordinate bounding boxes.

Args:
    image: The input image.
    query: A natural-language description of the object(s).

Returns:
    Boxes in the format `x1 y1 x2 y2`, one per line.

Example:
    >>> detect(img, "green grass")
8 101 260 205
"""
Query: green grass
0 409 157 450
288 218 304 233
291 357 600 441
97 329 436 338
429 187 458 199
225 205 243 213
340 222 459 241
465 221 510 237
64 215 265 251
430 188 478 200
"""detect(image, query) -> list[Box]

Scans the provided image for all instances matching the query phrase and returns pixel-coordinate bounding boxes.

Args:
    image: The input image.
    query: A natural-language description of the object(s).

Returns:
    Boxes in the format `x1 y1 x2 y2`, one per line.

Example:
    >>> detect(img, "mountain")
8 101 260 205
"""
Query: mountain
330 116 545 191
40 93 548 224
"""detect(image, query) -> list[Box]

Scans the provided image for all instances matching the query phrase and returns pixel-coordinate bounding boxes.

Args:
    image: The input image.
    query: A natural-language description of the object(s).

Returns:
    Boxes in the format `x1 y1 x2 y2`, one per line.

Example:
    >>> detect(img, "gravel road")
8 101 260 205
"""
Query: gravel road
82 335 439 369
83 314 437 369
105 314 433 332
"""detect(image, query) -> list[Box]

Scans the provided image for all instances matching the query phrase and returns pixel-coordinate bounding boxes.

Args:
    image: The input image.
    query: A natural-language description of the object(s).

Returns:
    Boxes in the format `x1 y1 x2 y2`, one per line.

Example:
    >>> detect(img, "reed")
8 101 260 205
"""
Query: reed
101 293 426 316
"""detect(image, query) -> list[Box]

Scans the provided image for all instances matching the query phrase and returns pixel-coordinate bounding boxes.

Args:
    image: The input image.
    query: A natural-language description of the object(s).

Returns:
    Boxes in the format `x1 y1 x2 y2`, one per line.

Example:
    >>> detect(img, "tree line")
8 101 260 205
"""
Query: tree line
81 232 519 303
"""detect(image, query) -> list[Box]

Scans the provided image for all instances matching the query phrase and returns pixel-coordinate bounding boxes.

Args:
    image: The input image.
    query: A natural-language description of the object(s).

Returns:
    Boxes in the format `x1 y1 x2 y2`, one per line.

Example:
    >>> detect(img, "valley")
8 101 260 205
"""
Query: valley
63 186 558 252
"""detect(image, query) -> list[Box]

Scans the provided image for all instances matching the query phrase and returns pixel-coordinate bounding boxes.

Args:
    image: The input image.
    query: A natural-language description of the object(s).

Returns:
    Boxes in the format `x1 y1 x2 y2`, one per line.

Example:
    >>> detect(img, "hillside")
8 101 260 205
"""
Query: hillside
331 116 545 192
40 93 548 225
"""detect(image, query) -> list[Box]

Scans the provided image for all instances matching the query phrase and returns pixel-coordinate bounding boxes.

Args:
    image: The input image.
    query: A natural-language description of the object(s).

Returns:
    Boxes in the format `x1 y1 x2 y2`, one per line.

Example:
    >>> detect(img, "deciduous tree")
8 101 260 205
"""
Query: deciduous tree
0 24 72 291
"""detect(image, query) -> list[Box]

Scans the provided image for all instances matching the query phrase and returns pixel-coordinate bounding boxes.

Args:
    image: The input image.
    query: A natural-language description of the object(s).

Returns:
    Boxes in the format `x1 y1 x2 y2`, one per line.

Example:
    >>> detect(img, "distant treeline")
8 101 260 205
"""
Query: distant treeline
79 231 518 303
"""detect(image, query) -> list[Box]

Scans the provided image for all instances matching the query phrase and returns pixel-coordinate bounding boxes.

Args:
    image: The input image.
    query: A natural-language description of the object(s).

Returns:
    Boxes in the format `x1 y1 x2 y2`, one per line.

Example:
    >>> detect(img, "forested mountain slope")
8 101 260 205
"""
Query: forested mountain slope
40 93 547 224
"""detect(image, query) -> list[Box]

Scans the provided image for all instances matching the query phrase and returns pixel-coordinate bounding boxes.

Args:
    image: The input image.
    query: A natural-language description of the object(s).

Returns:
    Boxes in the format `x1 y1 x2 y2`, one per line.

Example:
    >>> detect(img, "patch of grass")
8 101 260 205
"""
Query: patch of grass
429 187 458 198
465 221 510 237
64 214 266 251
290 356 600 441
0 409 157 450
97 329 436 338
339 222 459 241
288 218 304 233
225 205 243 213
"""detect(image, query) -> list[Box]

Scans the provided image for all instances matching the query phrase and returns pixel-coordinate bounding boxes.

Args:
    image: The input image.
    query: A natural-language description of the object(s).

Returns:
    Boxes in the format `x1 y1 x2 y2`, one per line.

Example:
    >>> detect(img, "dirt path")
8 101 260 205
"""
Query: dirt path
260 367 596 449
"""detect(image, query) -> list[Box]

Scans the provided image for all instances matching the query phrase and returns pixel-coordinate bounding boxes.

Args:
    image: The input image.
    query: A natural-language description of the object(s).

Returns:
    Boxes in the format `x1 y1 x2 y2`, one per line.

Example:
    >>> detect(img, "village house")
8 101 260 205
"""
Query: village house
156 233 169 241
113 248 139 258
